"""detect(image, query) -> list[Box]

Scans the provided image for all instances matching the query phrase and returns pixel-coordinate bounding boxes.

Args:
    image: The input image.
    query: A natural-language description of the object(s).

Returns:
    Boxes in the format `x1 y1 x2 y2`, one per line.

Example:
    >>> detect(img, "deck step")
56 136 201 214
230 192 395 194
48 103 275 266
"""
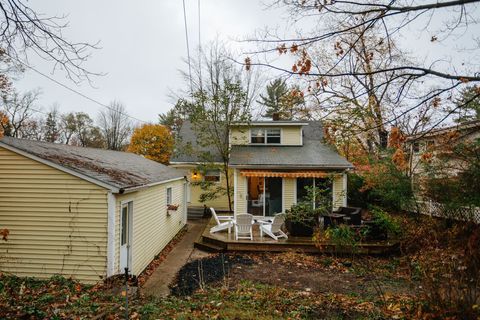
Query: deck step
194 239 225 252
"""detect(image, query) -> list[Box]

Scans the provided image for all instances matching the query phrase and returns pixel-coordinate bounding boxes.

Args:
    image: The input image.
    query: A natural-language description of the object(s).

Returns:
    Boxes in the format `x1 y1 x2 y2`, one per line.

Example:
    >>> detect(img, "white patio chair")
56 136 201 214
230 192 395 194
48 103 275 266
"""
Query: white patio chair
259 213 288 240
235 213 254 240
209 207 234 234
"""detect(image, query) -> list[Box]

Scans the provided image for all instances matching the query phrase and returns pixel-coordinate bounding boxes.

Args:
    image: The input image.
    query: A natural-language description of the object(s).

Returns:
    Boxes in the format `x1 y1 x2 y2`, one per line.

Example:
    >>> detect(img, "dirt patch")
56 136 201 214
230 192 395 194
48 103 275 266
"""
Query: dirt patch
170 254 254 296
170 252 416 299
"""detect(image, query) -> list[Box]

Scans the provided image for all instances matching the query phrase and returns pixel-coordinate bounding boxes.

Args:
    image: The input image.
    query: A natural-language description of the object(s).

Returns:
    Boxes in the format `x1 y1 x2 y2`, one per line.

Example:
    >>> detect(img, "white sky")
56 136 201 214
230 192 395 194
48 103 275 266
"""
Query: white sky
14 0 287 123
13 1 480 123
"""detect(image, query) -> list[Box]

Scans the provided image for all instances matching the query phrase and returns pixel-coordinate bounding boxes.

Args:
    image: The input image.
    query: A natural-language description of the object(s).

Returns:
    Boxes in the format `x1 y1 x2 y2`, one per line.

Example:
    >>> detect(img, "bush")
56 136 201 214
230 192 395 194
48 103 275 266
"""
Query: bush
370 207 402 237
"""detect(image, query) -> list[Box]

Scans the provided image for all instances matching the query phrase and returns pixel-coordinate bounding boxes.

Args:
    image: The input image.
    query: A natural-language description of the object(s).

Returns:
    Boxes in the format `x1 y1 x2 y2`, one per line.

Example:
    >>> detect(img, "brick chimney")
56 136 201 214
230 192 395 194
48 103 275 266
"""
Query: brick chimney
272 112 280 121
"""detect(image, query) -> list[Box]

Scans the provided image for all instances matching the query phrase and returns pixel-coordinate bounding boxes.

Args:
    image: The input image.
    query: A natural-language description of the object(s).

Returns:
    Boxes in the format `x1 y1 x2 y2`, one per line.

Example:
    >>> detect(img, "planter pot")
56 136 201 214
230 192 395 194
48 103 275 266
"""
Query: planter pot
285 220 315 237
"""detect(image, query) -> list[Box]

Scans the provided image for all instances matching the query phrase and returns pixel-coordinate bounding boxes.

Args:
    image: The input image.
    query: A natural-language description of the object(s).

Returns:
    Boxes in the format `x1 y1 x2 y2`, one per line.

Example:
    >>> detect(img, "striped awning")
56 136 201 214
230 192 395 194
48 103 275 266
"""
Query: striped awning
240 170 328 178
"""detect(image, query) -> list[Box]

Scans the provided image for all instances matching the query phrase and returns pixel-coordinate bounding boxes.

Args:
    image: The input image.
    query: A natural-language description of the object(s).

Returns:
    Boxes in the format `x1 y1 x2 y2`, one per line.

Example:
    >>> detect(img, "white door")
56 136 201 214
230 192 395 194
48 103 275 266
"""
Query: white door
119 202 132 272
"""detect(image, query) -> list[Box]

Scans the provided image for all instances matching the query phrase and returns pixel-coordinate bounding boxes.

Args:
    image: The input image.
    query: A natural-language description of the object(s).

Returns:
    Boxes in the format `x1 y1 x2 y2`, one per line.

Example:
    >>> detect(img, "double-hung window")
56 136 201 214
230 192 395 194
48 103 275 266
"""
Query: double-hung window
250 128 281 144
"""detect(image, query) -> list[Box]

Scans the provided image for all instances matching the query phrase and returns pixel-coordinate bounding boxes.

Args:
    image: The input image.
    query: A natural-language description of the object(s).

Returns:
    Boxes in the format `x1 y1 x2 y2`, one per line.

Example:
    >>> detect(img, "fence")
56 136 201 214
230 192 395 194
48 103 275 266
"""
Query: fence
405 199 480 224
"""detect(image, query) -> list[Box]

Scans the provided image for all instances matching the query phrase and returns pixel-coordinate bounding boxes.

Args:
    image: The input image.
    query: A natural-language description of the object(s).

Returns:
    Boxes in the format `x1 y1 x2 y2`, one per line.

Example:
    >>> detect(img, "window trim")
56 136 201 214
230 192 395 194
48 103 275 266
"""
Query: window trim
166 187 173 206
249 128 282 145
203 169 221 183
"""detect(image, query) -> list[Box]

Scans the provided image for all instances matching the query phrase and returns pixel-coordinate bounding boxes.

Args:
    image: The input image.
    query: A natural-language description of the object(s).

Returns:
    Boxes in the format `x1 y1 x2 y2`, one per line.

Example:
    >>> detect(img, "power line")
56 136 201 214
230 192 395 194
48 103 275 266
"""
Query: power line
182 0 194 94
6 54 148 124
197 0 202 91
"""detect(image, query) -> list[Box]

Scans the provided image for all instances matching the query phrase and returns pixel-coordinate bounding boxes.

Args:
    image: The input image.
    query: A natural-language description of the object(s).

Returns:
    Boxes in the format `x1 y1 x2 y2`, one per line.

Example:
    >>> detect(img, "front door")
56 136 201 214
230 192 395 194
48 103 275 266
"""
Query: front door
119 202 132 272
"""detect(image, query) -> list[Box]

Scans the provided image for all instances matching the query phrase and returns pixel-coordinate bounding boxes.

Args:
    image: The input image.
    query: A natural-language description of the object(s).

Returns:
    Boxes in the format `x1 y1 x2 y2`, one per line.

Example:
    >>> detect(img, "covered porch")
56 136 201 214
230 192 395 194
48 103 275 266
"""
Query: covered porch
233 169 348 217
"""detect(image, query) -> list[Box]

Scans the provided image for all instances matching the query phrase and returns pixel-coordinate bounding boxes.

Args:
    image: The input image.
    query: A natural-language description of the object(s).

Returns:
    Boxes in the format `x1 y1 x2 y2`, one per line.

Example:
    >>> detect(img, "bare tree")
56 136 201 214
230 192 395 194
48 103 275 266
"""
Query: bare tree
0 0 99 82
97 101 132 151
246 0 480 134
1 89 41 138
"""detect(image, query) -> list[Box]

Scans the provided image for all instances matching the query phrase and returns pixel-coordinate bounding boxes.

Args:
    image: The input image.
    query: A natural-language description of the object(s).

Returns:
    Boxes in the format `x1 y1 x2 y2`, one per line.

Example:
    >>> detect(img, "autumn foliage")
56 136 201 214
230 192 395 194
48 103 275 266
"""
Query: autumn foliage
127 124 174 165
0 111 7 138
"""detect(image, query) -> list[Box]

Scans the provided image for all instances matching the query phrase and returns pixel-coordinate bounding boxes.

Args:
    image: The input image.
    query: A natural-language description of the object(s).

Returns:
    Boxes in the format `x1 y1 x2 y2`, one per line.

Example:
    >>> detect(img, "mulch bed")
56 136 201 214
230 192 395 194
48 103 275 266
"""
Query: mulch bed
169 253 254 296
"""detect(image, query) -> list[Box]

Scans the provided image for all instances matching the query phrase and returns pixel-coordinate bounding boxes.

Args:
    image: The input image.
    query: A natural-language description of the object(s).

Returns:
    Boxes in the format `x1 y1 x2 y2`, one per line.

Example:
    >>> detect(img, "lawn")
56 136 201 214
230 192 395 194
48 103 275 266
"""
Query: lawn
0 212 478 319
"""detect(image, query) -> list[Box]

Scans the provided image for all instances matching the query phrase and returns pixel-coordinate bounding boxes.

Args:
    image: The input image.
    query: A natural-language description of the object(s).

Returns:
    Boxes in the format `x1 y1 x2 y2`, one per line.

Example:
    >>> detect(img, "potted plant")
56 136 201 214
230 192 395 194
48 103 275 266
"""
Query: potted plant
285 184 332 237
167 204 179 217
284 202 319 236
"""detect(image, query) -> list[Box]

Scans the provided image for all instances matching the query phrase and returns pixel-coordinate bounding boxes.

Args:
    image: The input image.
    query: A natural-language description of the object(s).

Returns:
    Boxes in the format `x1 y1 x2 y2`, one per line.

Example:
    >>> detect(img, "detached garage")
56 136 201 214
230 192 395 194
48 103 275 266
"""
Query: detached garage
0 137 187 283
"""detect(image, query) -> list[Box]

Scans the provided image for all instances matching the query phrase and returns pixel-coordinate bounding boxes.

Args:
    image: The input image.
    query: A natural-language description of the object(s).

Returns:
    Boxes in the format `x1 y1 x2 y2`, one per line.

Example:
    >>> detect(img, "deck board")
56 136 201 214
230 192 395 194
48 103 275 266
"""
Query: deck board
195 217 400 255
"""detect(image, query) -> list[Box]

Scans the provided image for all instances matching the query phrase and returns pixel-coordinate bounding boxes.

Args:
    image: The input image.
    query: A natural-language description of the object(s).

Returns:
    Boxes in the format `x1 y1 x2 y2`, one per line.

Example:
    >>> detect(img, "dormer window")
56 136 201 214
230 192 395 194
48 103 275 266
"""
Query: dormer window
250 128 281 144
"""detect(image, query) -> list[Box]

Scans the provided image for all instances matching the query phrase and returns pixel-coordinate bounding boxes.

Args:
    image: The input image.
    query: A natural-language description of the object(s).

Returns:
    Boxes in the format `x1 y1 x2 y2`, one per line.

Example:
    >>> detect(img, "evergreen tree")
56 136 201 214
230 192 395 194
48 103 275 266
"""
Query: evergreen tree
455 86 480 123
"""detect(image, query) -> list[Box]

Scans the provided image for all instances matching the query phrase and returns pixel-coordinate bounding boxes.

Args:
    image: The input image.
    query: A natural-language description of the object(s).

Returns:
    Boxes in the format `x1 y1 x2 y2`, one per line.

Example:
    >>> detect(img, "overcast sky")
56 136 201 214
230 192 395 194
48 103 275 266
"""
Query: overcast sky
13 1 479 124
14 0 287 123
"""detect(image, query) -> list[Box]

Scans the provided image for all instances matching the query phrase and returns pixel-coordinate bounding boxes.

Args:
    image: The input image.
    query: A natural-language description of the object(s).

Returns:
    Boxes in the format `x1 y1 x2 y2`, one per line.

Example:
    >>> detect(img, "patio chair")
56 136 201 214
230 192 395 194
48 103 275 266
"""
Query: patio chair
235 213 254 240
209 207 234 234
259 213 288 240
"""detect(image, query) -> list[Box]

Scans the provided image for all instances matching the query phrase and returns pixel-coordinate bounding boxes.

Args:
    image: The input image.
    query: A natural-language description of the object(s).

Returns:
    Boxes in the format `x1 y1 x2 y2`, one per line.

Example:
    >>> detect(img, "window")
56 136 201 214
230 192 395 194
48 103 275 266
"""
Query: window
204 169 220 182
250 128 281 144
166 187 172 205
266 129 281 143
296 178 331 209
250 128 265 144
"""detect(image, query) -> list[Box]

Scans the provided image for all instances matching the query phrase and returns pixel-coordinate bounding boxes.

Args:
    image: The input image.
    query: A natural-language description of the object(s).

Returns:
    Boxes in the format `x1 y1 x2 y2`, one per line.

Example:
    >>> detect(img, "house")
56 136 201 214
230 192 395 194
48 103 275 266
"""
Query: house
171 120 353 217
0 137 187 283
170 121 231 211
407 120 480 181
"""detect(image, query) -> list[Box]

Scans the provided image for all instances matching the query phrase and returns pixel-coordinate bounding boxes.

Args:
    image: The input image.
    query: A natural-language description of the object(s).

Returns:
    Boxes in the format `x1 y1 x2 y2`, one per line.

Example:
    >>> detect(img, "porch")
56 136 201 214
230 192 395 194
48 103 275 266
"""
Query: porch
194 217 400 255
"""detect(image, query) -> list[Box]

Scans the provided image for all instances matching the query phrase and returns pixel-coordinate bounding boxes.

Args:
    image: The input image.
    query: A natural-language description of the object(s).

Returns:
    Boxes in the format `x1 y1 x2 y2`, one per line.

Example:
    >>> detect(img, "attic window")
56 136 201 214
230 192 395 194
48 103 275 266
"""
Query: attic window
250 128 281 144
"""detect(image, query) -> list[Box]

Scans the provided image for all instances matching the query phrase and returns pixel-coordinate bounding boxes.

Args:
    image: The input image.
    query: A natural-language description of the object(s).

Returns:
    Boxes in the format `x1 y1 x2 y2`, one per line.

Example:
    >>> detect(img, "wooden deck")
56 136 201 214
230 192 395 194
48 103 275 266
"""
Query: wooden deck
194 217 400 255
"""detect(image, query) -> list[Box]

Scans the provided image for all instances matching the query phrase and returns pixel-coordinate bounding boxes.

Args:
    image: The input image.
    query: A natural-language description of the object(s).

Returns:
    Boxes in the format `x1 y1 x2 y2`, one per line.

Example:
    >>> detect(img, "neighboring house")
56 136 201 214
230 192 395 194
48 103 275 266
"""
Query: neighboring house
407 120 480 181
171 120 353 216
0 137 187 283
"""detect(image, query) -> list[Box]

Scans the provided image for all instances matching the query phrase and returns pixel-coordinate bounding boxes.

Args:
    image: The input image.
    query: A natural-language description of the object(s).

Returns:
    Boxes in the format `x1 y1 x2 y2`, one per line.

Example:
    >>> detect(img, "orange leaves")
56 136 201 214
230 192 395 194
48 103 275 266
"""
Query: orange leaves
388 127 405 149
0 111 8 138
392 148 407 170
275 42 312 75
127 124 174 165
0 228 9 241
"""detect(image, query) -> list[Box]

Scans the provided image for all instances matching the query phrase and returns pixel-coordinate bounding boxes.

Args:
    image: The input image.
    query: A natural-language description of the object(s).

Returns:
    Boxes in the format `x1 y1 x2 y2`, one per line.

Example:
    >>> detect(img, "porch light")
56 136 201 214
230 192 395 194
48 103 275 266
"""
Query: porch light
192 170 198 179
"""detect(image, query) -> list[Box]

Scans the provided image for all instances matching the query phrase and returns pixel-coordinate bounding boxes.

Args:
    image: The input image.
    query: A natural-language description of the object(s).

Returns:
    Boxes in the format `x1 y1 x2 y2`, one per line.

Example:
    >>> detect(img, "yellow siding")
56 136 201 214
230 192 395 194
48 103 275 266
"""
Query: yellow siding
234 169 247 214
170 164 231 211
230 127 249 145
114 179 186 276
0 147 109 284
332 174 347 210
281 127 302 145
283 178 295 211
230 126 303 146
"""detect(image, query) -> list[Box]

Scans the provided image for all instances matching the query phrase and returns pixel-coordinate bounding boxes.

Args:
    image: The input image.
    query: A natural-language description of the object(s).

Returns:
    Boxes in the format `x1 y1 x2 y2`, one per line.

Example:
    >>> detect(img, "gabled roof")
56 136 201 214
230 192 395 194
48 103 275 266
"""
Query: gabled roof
170 120 224 163
0 137 185 192
230 122 353 169
406 120 480 141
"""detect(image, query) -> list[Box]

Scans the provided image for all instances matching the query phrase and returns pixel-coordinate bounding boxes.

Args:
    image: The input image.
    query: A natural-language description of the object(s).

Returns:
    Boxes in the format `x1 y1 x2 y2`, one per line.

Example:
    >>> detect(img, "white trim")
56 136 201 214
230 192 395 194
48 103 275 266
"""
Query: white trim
233 122 309 126
107 192 116 277
170 161 224 166
119 200 134 274
293 178 297 205
0 142 120 192
233 169 238 217
342 173 348 207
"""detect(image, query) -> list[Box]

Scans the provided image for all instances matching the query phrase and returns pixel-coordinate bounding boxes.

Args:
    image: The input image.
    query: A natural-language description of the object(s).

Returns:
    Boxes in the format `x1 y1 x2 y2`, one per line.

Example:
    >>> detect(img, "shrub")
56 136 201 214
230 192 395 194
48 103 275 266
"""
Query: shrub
370 207 402 237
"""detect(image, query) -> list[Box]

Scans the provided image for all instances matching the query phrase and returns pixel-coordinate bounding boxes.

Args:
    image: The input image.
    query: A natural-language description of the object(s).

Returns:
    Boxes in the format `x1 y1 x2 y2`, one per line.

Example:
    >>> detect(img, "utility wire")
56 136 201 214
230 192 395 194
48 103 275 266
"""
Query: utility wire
182 0 194 94
6 54 148 124
197 0 202 91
